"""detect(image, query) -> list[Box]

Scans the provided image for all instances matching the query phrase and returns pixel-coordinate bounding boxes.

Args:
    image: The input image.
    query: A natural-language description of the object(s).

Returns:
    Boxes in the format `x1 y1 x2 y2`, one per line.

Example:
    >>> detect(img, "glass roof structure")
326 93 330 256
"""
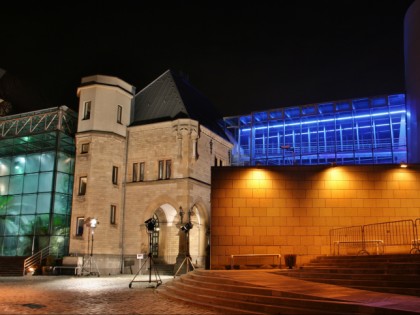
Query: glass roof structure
224 94 407 166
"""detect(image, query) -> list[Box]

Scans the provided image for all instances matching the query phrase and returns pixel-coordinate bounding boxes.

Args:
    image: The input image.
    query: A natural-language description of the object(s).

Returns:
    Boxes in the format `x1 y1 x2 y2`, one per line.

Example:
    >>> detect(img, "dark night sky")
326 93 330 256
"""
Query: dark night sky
0 1 416 118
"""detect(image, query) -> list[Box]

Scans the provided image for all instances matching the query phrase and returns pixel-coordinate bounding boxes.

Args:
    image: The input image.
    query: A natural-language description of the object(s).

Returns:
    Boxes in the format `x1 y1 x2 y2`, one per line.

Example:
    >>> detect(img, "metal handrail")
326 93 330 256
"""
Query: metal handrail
23 245 52 275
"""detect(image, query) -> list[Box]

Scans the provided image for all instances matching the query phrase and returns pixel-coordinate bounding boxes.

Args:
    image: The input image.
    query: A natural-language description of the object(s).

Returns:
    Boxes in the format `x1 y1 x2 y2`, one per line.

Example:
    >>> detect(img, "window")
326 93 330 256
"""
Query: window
133 162 145 182
133 163 138 182
83 101 91 120
219 159 223 166
81 143 89 154
78 176 87 195
112 166 118 185
76 217 84 236
117 105 122 124
110 205 116 225
158 160 164 180
139 162 145 181
214 157 218 166
165 160 171 179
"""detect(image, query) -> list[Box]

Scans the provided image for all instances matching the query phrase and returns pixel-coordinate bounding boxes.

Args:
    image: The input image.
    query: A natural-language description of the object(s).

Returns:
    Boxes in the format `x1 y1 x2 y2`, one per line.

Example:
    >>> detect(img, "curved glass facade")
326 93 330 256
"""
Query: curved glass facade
0 107 76 257
224 94 407 166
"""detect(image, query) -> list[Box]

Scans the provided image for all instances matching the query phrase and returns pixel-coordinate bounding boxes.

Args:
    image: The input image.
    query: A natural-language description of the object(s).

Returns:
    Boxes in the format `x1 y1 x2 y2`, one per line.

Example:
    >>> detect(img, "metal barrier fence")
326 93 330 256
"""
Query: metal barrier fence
330 218 420 256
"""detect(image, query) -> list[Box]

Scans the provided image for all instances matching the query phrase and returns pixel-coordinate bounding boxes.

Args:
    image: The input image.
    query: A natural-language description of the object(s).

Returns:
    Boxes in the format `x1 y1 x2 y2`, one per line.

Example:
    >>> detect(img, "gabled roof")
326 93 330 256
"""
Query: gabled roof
132 69 228 140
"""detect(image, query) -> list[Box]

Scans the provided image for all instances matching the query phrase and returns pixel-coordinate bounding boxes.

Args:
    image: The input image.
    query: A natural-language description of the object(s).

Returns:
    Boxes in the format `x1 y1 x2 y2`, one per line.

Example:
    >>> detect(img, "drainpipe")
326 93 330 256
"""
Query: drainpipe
120 129 129 274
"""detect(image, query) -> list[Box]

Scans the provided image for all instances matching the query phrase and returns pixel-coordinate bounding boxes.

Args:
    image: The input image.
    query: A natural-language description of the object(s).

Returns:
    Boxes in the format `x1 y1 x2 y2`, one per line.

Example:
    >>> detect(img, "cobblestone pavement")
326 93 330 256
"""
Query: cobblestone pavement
0 275 225 314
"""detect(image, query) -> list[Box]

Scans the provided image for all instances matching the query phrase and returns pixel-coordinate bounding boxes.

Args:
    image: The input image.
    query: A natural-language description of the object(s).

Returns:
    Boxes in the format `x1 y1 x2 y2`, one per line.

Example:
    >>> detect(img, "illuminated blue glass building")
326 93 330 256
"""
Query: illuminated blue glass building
224 94 407 166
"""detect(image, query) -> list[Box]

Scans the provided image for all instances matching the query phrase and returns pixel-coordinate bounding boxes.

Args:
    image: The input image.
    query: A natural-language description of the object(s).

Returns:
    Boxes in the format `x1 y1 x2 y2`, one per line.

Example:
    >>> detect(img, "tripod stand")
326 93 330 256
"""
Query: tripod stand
174 227 195 277
129 231 162 288
81 225 100 276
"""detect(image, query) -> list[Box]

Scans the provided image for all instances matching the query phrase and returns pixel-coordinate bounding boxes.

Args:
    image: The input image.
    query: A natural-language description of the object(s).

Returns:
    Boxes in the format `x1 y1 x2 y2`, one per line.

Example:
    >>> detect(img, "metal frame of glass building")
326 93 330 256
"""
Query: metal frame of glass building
0 106 77 257
224 94 407 166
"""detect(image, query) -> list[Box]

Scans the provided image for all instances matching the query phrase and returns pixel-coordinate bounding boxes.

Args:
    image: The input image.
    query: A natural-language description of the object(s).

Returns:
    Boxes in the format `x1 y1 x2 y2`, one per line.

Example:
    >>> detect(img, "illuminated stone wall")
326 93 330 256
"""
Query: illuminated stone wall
210 164 420 269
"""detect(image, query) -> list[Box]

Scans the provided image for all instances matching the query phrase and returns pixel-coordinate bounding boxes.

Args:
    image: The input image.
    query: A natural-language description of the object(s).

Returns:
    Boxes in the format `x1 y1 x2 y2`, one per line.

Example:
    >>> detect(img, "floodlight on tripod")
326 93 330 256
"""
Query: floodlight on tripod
81 217 100 277
174 207 195 277
128 217 162 288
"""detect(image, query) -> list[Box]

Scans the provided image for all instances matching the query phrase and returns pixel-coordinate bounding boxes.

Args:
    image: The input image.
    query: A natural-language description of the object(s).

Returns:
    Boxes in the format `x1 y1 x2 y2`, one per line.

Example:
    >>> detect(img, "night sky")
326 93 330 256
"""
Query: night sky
0 1 415 118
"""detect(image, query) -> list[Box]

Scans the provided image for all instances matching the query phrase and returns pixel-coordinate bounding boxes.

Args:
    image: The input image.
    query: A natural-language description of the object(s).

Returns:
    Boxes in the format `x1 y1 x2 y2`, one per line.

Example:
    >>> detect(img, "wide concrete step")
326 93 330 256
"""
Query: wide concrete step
159 270 420 315
284 270 420 284
0 256 25 276
160 273 368 314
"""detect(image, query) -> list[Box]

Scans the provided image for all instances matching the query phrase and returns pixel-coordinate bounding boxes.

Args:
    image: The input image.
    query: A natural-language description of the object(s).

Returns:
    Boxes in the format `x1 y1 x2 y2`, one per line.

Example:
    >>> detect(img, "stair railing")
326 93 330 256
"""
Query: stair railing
23 245 52 275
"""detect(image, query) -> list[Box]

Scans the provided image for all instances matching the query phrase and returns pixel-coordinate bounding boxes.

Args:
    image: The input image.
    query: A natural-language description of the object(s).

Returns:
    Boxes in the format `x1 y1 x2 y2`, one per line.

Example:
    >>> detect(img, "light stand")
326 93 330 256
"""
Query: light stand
81 218 100 277
129 218 162 288
174 207 195 277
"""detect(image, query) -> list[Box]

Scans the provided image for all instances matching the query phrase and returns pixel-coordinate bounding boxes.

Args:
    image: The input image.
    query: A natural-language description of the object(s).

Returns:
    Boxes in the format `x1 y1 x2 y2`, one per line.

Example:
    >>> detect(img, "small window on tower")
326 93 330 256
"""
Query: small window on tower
81 143 89 154
83 101 91 120
117 105 122 124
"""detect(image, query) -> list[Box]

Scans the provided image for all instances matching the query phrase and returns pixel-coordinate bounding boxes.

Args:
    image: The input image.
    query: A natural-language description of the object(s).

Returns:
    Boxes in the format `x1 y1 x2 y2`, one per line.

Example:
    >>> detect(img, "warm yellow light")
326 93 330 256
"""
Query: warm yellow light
400 163 408 168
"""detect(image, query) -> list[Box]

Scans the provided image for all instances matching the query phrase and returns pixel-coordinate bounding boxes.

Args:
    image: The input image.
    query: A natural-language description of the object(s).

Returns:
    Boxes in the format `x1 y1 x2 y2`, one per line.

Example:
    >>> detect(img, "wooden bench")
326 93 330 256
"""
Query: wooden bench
230 254 282 270
53 256 83 275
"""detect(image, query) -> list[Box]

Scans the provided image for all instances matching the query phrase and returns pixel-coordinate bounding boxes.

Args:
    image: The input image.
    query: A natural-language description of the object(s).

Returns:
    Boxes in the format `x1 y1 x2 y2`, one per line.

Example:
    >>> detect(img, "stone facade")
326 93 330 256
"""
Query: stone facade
69 74 232 275
211 165 420 269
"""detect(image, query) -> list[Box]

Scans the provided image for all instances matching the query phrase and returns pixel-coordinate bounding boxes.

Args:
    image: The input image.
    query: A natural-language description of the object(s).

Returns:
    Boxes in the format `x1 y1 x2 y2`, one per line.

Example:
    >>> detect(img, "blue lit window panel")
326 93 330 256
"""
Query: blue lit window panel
371 107 392 150
353 108 373 154
390 104 407 163
301 104 316 116
335 111 355 164
11 156 25 175
50 235 68 256
253 111 268 123
253 119 268 161
300 116 318 156
318 103 335 114
389 94 405 105
240 115 252 126
0 158 11 176
353 98 370 110
17 236 32 256
0 177 9 196
268 119 284 160
36 193 51 214
284 107 300 118
9 175 23 195
268 109 283 120
38 172 53 192
40 152 55 172
372 96 387 107
19 215 35 235
336 101 351 111
21 195 36 214
25 154 41 173
317 113 336 163
23 173 39 194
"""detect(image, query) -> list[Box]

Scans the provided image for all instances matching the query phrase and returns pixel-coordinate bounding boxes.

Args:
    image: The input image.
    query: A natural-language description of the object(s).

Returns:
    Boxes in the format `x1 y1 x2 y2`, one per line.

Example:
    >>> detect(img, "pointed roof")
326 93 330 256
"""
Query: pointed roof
132 69 227 140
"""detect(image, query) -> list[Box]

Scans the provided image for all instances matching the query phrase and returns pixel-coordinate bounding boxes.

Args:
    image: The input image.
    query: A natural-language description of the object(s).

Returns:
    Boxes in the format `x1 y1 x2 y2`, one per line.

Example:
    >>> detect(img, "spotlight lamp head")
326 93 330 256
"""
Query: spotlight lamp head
181 222 193 232
144 218 157 233
85 217 99 228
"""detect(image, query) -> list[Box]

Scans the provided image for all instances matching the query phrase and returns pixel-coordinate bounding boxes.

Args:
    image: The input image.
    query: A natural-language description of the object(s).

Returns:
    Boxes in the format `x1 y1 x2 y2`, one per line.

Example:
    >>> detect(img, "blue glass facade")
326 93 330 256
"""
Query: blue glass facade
0 107 76 257
224 94 407 166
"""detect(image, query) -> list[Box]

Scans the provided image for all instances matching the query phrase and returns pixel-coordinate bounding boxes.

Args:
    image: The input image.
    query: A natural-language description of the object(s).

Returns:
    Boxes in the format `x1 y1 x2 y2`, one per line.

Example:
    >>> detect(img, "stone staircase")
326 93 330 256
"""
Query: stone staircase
158 269 419 314
282 254 420 296
0 256 26 276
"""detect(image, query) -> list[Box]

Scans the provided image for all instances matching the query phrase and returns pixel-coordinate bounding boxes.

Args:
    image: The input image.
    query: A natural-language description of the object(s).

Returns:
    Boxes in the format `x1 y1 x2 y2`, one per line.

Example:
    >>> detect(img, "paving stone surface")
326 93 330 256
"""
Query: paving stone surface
0 275 225 314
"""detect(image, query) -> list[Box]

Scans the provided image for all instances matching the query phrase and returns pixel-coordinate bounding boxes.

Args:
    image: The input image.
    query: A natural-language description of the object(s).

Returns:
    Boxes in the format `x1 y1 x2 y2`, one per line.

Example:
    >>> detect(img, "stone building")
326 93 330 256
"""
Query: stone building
69 70 232 274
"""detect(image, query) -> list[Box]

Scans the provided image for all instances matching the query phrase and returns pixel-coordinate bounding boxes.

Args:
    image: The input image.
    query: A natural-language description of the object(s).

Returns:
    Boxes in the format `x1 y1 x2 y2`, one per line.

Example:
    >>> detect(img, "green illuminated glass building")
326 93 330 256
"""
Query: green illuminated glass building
0 106 77 257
